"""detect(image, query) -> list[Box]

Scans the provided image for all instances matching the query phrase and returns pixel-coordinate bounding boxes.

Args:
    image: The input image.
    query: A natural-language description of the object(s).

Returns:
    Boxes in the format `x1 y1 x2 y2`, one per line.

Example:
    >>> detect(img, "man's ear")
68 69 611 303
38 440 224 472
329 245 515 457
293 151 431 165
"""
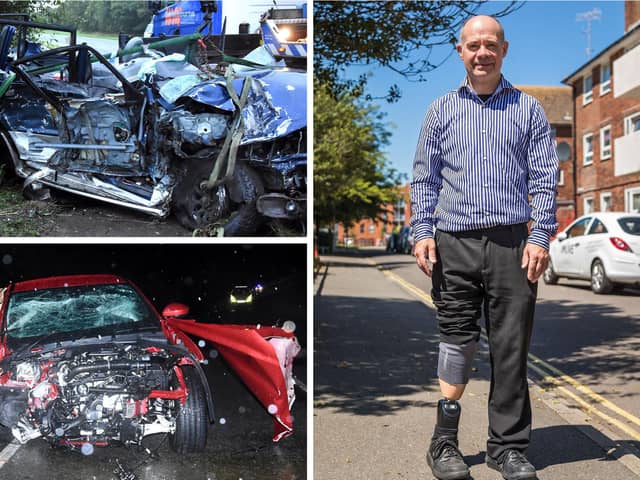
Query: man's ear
502 41 509 58
456 43 463 58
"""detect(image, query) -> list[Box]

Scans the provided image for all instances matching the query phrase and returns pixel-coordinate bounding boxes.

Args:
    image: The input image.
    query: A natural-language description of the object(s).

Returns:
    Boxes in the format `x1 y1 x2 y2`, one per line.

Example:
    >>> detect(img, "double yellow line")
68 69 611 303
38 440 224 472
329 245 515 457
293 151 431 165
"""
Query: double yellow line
373 259 640 442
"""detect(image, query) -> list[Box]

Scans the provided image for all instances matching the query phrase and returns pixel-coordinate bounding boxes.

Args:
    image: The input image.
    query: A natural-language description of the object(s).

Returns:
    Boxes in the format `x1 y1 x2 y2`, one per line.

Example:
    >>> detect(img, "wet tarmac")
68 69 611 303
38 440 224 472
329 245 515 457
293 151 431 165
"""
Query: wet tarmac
0 354 307 480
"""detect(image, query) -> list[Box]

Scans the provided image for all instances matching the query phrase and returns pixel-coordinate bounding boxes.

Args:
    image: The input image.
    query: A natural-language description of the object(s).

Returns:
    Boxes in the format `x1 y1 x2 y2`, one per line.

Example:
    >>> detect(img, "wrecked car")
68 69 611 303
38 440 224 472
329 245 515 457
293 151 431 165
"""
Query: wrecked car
0 20 306 235
0 274 301 454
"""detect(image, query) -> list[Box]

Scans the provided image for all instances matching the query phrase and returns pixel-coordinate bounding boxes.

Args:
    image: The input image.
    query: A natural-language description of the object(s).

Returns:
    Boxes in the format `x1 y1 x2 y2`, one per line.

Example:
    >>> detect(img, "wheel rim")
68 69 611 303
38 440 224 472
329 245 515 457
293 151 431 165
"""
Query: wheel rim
544 265 553 282
189 183 228 225
592 263 604 290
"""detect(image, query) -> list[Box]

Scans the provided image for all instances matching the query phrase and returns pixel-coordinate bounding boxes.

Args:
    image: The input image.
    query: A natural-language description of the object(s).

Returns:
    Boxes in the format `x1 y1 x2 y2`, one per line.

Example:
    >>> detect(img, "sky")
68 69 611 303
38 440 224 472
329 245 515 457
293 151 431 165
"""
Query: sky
344 1 627 178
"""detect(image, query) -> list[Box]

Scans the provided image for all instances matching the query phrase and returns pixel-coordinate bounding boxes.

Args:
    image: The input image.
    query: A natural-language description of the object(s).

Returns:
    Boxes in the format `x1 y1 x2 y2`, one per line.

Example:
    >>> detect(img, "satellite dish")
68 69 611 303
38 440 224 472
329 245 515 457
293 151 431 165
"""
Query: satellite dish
556 141 571 162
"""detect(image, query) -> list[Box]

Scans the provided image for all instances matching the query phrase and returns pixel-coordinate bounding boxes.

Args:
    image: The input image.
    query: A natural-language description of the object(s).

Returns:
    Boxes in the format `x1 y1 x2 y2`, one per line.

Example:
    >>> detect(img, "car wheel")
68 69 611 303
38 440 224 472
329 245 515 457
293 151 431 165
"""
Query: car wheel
591 259 613 294
221 162 265 236
169 366 208 454
543 261 559 285
172 159 230 229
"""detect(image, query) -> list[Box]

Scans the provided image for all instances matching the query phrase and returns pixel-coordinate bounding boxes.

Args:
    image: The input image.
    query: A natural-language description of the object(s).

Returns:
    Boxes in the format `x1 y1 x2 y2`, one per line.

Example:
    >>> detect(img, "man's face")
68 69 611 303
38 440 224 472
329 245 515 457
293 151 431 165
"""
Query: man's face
456 17 508 88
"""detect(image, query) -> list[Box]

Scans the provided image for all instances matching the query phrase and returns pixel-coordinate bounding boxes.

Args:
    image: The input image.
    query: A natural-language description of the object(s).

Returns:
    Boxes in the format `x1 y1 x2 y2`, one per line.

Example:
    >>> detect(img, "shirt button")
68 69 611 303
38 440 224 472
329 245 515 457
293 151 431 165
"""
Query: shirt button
482 130 486 133
483 183 489 188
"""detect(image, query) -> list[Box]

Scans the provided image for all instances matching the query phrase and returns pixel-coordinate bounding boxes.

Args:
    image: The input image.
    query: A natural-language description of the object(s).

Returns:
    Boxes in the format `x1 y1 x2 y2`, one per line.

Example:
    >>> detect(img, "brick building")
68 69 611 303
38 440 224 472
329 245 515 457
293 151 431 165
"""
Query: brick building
562 2 640 217
517 86 575 230
335 184 410 247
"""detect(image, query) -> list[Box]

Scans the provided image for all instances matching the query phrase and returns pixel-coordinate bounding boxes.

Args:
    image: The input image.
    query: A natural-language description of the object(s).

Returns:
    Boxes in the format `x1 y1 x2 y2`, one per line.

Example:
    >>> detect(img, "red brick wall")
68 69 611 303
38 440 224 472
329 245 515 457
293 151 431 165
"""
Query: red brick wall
554 123 575 230
571 48 640 217
626 0 640 32
336 186 412 247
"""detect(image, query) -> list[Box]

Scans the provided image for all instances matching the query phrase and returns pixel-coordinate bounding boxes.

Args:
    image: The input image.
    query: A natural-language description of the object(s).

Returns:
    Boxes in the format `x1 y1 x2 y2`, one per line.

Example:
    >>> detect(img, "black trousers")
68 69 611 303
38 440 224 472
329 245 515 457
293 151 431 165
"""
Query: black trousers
431 223 537 460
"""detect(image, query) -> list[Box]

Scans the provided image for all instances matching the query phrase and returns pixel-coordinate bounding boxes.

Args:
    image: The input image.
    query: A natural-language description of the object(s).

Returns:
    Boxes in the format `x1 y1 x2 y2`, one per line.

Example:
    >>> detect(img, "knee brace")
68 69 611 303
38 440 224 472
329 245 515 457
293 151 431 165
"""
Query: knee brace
437 341 478 385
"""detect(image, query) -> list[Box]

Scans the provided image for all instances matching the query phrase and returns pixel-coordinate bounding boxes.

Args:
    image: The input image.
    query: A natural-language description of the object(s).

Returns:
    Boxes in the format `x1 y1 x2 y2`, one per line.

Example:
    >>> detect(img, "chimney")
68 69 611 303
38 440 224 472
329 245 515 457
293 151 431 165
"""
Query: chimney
625 0 640 32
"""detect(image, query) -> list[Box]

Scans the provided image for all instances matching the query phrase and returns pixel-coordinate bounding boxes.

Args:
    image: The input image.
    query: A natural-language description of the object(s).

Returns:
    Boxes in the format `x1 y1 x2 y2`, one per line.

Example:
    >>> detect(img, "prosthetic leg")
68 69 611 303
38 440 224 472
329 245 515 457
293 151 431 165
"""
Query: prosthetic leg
427 399 470 480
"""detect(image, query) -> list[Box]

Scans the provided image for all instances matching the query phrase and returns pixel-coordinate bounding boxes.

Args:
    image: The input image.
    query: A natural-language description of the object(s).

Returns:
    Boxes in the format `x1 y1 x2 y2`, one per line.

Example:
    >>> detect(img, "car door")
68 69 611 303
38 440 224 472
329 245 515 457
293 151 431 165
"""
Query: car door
554 216 592 276
581 216 609 277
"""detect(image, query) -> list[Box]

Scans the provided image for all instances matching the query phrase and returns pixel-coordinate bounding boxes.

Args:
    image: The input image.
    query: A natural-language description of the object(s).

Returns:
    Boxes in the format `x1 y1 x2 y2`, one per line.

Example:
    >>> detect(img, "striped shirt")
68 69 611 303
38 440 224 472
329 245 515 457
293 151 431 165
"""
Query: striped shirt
410 76 559 250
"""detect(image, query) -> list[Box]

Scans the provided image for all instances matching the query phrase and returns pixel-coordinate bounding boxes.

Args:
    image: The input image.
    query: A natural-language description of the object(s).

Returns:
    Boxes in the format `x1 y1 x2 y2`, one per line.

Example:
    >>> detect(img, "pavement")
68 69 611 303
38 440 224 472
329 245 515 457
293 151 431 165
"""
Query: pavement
314 250 640 480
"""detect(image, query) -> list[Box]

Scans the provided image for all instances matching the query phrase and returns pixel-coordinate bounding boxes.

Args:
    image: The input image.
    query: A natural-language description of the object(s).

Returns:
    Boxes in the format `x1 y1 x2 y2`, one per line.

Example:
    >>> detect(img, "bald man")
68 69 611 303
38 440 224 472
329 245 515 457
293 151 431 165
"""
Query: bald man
411 15 557 480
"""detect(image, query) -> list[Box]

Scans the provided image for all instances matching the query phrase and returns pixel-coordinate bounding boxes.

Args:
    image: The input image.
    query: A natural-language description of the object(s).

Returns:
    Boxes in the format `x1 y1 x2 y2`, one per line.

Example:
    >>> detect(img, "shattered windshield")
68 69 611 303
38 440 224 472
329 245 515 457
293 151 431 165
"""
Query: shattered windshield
5 283 158 339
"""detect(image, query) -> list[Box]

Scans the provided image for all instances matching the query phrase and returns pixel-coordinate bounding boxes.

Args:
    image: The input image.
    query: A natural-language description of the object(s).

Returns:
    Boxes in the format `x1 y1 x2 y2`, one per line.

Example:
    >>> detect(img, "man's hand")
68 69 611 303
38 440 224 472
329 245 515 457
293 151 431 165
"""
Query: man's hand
521 242 549 283
414 238 437 277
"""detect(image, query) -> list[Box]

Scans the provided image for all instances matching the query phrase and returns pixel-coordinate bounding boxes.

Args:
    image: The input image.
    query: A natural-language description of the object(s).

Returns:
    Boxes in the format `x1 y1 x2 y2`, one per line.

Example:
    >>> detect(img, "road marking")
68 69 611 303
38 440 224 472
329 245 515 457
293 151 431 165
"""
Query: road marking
0 440 21 470
373 258 640 442
526 361 640 441
528 352 640 429
379 268 435 309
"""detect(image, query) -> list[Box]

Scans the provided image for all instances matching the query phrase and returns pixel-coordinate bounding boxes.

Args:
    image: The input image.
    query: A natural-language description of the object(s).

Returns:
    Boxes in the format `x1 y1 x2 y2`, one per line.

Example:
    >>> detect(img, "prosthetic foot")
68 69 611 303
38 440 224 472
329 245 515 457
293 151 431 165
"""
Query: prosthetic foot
426 399 470 480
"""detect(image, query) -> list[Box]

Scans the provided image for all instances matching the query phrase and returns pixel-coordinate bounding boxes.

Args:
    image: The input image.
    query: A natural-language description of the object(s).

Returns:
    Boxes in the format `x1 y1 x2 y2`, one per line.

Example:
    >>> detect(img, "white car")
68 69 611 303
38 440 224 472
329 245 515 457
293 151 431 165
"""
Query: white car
544 212 640 293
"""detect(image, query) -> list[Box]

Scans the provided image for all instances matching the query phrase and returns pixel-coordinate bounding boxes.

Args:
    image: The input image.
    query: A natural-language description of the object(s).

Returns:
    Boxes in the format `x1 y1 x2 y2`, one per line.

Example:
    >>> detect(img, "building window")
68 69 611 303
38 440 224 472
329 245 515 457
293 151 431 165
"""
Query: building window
625 187 640 213
557 170 564 186
584 197 594 214
600 192 612 212
600 63 611 95
583 74 593 105
583 133 593 165
600 125 611 160
359 224 365 234
624 112 640 135
368 223 375 234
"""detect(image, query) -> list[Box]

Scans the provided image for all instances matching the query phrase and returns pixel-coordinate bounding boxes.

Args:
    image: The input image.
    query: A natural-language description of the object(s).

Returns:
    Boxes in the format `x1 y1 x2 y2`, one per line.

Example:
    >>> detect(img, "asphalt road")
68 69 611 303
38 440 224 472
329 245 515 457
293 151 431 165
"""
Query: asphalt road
314 248 640 480
372 249 640 426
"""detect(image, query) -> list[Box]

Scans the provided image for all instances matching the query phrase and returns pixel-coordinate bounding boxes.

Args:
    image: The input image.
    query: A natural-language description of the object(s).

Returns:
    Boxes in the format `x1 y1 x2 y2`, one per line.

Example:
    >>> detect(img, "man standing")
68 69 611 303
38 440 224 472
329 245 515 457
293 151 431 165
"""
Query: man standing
411 15 558 480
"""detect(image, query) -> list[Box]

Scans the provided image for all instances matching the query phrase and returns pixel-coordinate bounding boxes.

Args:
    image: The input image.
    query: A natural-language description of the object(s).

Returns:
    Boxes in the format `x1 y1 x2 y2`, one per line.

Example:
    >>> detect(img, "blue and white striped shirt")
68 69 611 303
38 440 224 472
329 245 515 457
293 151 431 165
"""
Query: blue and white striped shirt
410 76 558 250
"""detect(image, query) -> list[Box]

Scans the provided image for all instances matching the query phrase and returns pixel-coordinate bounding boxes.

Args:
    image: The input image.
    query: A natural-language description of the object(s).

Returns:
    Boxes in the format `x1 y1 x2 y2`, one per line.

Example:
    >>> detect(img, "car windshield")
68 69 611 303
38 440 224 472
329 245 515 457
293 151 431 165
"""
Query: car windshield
618 216 640 235
4 283 158 339
231 287 252 298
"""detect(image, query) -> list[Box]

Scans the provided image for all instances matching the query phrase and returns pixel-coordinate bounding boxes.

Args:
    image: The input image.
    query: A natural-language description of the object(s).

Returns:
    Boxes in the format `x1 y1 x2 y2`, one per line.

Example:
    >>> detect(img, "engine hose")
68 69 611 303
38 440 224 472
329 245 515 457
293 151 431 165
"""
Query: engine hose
66 361 151 380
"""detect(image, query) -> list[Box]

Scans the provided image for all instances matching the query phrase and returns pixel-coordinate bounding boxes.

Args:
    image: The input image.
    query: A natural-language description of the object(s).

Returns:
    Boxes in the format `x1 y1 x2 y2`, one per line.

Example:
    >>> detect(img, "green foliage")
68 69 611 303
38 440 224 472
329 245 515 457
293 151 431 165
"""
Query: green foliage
0 0 61 22
314 1 521 102
314 82 404 229
41 1 150 34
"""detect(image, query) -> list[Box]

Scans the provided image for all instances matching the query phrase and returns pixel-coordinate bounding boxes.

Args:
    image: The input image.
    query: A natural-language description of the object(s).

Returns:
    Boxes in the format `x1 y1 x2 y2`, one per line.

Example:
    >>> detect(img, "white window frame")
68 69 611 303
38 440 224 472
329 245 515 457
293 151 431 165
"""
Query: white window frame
600 63 611 95
624 112 640 135
583 74 593 105
557 170 564 186
583 133 594 165
584 196 594 214
600 192 612 212
625 187 640 213
600 124 612 160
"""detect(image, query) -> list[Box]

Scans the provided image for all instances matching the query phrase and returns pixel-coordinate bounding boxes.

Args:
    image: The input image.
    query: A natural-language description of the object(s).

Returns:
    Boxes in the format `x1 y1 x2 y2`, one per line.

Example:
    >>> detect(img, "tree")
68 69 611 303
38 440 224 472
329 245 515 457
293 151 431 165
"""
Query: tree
0 1 61 19
314 82 404 230
314 1 522 102
42 1 150 35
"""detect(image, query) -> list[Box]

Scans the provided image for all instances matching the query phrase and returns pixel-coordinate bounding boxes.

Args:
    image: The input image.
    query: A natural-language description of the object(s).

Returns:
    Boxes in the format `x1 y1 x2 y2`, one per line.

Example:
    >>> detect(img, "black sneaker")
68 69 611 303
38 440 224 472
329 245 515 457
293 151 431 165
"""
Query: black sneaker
486 449 537 480
426 437 470 480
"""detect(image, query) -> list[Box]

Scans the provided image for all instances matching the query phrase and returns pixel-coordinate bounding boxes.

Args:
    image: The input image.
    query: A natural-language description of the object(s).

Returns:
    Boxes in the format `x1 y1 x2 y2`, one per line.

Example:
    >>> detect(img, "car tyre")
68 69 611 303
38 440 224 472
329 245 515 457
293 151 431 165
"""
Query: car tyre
591 259 613 294
169 366 208 454
172 160 265 235
172 159 230 230
543 261 559 285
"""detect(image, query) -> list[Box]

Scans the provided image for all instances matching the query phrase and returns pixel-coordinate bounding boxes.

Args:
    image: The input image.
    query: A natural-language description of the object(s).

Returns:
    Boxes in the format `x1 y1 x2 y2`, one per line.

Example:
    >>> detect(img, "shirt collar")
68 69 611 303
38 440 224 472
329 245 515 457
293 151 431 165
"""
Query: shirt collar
458 75 514 99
